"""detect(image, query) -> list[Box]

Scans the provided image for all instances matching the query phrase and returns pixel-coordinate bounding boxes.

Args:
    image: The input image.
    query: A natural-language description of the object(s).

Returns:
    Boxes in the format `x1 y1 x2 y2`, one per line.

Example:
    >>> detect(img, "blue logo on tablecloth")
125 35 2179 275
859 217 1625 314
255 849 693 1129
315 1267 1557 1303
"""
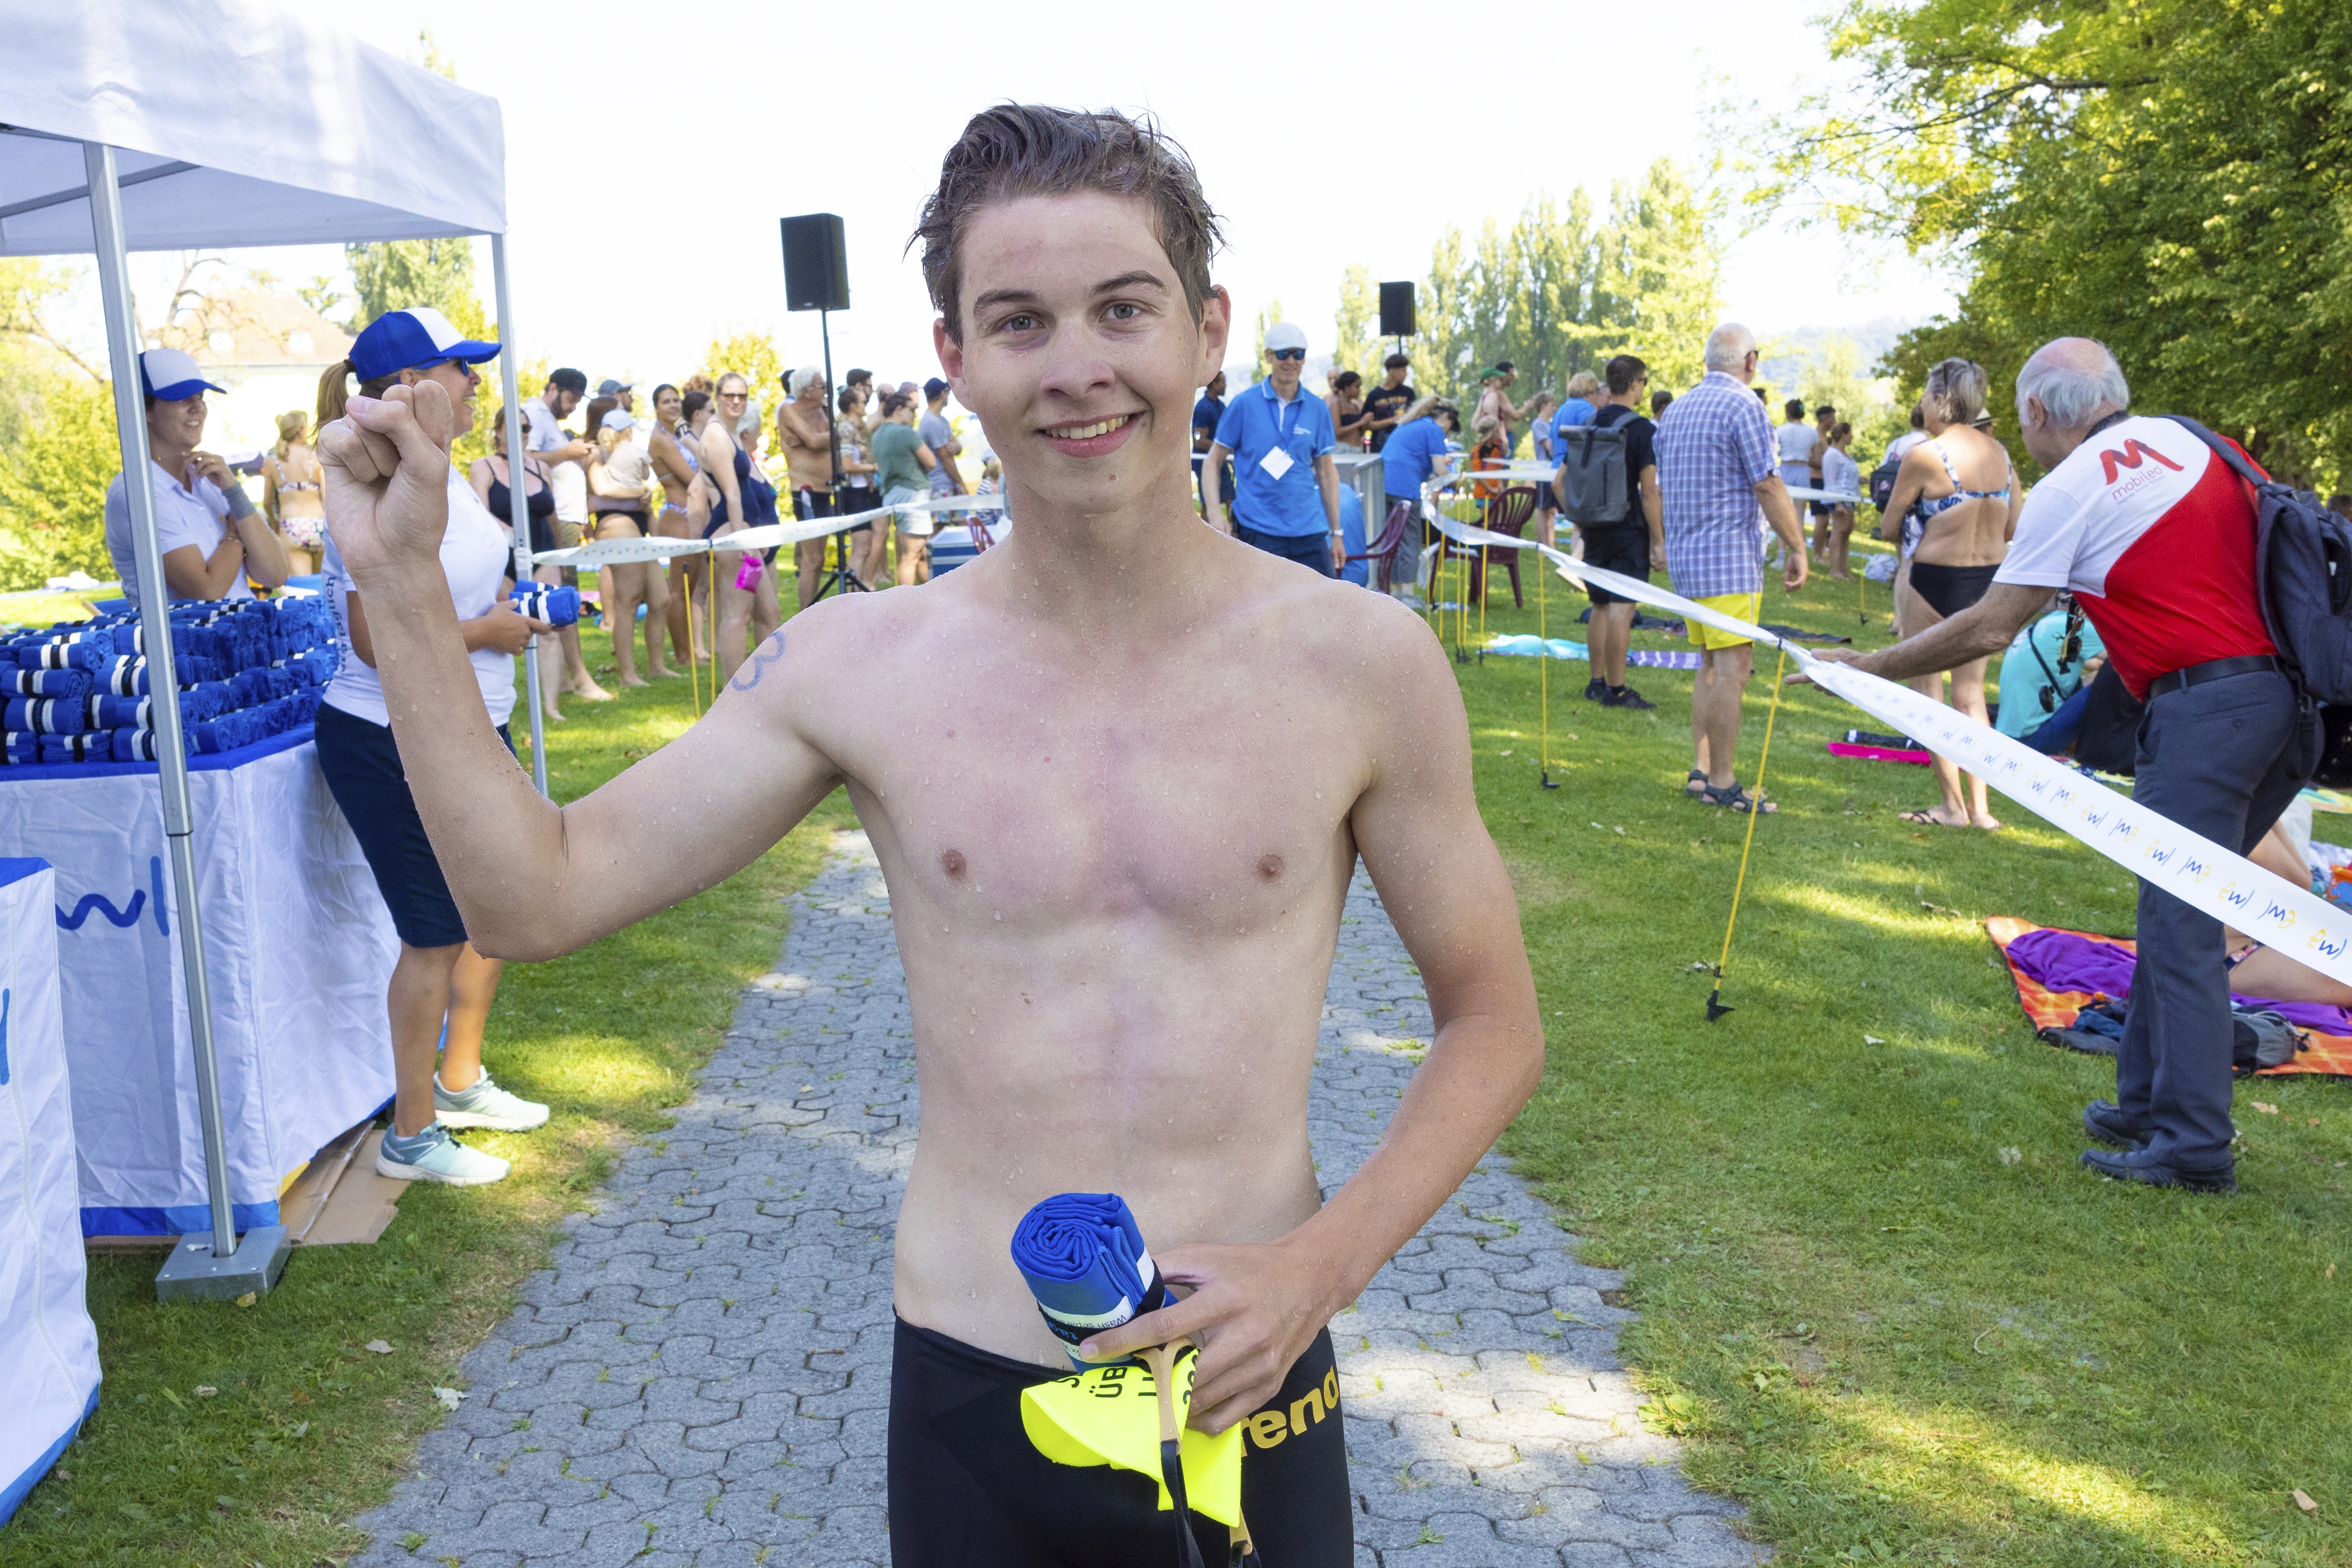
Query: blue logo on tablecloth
55 855 169 936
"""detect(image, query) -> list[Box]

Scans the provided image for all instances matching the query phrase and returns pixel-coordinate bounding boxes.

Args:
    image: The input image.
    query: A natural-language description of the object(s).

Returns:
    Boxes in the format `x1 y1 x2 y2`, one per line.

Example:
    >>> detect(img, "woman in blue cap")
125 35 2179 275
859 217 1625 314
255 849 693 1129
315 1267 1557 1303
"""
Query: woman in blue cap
312 307 555 1187
103 346 290 603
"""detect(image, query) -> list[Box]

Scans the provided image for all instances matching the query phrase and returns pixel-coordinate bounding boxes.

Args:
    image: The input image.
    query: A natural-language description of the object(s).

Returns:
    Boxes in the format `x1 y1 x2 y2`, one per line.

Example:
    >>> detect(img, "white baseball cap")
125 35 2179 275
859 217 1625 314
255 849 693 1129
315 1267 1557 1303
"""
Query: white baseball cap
601 409 636 433
138 347 225 401
1264 321 1309 354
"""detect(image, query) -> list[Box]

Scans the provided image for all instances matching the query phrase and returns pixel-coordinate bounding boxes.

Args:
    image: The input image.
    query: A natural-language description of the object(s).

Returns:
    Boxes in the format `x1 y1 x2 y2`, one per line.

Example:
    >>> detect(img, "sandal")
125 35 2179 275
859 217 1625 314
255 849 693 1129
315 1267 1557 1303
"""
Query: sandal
1703 781 1776 814
1685 768 1709 797
1900 808 1966 827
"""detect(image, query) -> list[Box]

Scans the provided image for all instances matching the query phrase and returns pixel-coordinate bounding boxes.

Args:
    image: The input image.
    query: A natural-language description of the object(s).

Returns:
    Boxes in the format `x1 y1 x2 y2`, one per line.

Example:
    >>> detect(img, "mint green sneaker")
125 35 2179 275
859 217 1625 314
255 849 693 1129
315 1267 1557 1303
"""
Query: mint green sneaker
375 1122 510 1186
433 1067 549 1132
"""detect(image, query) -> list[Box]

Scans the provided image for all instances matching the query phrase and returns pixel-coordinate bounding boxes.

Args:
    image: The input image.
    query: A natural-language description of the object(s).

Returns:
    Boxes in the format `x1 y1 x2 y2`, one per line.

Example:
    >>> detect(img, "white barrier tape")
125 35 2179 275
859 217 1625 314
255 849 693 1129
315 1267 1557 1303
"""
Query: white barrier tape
1783 486 1864 505
1421 499 2352 982
531 536 708 569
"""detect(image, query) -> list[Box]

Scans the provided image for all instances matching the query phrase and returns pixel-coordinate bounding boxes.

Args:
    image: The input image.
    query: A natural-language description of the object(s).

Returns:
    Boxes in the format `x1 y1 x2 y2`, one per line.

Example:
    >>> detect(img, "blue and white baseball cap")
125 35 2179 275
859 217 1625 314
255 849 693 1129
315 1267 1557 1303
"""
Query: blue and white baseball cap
138 347 225 401
349 306 503 381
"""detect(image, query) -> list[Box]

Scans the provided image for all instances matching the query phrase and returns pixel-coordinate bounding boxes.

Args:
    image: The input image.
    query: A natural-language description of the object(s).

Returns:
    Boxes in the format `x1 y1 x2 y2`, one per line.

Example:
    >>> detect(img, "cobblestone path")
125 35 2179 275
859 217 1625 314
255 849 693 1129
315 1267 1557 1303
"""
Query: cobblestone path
353 832 1761 1567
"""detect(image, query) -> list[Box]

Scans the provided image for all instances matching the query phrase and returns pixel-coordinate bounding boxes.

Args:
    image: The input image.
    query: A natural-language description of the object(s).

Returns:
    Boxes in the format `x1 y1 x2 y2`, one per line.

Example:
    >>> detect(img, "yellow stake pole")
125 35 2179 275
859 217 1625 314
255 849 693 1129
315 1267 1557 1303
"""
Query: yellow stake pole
1538 555 1558 790
685 557 704 718
1706 640 1789 1021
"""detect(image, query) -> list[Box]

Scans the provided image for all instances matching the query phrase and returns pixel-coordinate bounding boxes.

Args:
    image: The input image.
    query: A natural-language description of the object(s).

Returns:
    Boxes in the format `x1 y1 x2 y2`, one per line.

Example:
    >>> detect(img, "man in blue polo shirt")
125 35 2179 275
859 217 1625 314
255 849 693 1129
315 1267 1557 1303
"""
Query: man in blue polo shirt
1202 321 1343 574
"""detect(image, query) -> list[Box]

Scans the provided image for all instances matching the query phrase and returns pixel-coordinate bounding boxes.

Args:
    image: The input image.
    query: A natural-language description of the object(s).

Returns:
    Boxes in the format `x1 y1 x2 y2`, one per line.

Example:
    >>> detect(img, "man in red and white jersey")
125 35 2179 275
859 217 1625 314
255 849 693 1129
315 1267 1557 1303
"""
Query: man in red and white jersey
1805 338 2318 1192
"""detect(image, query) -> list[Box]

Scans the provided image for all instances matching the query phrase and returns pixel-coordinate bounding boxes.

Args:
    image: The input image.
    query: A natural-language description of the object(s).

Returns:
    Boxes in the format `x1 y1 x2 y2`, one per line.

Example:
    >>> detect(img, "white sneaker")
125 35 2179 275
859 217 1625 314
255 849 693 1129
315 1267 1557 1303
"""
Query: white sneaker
433 1067 550 1132
375 1122 511 1185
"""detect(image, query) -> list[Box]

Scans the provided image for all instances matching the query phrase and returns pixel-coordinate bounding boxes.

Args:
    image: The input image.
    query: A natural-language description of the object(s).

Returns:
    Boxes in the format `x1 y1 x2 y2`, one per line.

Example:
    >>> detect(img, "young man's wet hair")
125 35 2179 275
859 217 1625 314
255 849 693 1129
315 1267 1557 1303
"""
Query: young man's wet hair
912 103 1226 342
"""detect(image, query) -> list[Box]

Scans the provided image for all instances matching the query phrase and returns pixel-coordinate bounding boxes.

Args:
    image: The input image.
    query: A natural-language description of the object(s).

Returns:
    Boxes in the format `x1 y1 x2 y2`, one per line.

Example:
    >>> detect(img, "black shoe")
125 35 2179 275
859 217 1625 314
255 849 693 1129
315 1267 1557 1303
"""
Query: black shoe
2079 1147 2237 1191
1582 677 1608 702
1602 685 1656 711
2082 1100 2150 1150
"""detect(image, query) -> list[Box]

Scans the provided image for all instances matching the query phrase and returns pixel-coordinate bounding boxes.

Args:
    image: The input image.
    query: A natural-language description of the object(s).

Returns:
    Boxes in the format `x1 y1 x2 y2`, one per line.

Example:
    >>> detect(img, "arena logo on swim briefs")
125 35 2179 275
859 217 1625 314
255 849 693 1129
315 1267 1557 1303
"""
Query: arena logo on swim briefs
53 856 168 936
1244 1367 1342 1451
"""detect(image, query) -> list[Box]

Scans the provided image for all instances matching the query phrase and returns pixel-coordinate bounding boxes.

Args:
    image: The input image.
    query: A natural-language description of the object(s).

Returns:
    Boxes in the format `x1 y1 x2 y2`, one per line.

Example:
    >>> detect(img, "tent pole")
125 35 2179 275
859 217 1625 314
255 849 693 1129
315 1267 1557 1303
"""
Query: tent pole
491 234 549 797
83 143 282 1298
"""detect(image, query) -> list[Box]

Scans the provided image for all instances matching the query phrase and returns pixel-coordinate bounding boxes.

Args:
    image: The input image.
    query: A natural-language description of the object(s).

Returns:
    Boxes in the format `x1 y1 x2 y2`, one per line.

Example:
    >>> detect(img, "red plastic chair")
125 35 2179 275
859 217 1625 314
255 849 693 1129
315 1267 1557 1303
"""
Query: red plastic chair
1451 485 1537 607
1349 499 1418 591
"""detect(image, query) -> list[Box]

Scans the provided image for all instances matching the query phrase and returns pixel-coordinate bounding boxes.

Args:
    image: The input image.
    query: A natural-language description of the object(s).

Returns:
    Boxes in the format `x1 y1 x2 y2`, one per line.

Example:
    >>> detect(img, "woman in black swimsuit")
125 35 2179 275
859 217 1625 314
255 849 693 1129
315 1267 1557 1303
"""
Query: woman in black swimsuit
1876 357 2025 829
469 423 566 724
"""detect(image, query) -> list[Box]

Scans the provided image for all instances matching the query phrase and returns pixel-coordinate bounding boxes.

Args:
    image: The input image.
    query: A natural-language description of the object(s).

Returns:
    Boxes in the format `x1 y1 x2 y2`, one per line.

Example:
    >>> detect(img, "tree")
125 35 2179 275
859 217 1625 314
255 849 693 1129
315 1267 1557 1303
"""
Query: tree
1331 265 1380 384
1371 161 1723 410
699 329 784 406
0 376 123 590
344 238 492 343
1761 0 2352 488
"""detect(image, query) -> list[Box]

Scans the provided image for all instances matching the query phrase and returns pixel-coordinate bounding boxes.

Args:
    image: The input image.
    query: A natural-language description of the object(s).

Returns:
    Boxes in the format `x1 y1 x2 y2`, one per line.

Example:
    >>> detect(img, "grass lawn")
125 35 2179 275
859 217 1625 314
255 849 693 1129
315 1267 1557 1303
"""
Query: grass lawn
4 649 856 1566
1456 544 2349 1566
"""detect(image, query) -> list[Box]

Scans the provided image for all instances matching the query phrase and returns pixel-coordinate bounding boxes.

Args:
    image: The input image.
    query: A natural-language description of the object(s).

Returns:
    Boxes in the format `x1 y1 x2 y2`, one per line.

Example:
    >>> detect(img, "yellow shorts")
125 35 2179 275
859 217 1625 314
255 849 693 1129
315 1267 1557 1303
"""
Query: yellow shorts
1689 592 1762 651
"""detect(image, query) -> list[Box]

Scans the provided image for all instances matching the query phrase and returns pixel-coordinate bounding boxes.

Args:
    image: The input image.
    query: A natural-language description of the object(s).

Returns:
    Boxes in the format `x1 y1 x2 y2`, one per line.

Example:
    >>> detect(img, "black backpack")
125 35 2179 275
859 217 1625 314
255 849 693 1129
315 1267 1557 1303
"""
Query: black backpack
2166 416 2352 704
1868 455 1903 515
1555 423 1631 524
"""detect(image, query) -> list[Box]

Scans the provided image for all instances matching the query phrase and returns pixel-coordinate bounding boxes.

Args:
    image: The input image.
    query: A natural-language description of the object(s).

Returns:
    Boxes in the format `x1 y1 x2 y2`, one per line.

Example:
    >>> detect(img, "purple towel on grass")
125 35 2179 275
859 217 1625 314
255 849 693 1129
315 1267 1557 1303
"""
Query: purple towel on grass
2006 925 2352 1034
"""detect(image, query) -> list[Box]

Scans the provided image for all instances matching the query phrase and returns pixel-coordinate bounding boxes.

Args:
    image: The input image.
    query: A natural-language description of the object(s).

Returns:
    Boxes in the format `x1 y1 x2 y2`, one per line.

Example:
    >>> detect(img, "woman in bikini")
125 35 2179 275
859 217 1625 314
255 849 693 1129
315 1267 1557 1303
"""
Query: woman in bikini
1877 357 2024 829
586 410 672 687
648 383 707 669
698 373 781 684
262 411 325 574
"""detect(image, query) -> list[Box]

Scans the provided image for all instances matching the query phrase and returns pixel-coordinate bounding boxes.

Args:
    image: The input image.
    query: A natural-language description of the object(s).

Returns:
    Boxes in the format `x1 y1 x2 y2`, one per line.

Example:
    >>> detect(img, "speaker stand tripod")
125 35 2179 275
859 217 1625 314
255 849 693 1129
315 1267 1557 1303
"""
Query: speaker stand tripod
808 306 867 603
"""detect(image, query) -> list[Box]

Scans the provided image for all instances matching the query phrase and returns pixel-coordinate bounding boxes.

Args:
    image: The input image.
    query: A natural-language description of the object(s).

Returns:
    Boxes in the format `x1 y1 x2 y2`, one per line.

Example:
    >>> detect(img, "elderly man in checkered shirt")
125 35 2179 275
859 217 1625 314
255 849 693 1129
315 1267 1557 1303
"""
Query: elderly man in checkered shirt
1655 323 1808 814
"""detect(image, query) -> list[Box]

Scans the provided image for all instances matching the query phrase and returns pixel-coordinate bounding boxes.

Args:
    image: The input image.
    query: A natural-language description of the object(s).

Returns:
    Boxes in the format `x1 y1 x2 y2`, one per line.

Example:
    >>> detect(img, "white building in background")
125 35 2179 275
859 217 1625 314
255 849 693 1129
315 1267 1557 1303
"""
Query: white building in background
149 290 354 465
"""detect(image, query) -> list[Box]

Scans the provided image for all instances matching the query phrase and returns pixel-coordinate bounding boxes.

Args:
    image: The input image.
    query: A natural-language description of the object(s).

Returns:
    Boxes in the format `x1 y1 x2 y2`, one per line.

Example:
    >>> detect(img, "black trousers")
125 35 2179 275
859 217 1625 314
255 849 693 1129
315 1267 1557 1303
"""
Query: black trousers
2120 669 2315 1167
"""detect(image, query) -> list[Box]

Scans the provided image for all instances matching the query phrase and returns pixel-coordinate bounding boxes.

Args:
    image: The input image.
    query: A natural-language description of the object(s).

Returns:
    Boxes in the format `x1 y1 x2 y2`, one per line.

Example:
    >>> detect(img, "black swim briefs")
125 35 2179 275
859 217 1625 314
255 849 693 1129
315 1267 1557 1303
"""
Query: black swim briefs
887 1316 1352 1567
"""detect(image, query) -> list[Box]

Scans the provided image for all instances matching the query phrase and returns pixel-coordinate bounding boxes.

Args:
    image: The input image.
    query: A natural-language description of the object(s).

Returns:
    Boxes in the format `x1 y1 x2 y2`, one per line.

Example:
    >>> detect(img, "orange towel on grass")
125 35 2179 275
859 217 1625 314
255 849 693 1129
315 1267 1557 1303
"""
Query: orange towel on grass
1985 916 2352 1079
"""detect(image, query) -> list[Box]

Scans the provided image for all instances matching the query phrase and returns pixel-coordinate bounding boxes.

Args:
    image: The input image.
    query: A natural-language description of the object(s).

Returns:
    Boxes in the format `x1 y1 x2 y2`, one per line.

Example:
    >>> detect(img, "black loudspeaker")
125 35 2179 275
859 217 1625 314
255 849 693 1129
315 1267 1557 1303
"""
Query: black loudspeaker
1379 281 1416 337
780 213 849 312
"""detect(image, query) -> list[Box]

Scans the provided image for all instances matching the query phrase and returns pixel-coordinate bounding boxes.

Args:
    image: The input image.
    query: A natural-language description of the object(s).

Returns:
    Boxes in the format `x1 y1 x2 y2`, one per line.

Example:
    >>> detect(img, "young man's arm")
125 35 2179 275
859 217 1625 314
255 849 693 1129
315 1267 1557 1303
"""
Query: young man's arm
316 382 845 960
1085 605 1544 1430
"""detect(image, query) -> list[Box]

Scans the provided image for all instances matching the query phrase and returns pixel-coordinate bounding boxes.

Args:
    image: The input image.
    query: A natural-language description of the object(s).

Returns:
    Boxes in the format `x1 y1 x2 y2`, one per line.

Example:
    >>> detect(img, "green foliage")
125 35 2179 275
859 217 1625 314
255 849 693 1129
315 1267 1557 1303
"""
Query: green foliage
0 374 124 590
1764 0 2352 489
1381 160 1725 409
1799 337 1909 467
344 238 493 347
699 329 784 405
1331 264 1381 385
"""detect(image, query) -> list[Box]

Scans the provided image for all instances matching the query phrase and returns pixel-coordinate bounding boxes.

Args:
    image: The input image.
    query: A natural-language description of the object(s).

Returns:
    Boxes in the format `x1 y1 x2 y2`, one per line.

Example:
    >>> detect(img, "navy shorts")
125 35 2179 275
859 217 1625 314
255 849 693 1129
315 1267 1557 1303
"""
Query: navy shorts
314 701 513 950
1234 523 1336 578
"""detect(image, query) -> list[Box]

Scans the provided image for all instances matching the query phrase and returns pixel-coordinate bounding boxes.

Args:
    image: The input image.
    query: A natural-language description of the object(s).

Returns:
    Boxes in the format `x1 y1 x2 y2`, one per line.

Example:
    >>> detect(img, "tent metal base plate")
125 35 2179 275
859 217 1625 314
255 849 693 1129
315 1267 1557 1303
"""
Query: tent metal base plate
154 1224 291 1301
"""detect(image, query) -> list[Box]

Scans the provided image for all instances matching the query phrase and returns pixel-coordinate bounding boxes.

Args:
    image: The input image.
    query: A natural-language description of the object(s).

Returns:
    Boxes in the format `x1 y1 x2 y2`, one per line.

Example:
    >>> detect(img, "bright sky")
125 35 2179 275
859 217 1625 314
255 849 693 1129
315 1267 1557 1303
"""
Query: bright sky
119 0 1953 395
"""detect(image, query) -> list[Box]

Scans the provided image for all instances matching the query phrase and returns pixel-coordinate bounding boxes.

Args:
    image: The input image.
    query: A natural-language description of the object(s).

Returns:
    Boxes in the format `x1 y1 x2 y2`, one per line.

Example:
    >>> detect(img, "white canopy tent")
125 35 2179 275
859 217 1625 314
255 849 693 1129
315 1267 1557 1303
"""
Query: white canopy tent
0 0 547 1295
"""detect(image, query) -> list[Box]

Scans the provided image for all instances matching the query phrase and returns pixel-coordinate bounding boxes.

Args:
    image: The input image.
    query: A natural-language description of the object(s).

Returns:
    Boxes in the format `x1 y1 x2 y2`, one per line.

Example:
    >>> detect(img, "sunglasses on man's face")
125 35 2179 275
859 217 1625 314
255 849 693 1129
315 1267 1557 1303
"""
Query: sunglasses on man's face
1270 348 1307 362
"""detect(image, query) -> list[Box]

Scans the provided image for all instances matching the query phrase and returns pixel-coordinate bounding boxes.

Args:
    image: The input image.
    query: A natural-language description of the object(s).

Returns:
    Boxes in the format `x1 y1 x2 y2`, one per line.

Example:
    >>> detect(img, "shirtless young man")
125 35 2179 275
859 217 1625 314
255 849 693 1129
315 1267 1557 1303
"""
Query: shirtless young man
318 104 1541 1566
774 366 847 608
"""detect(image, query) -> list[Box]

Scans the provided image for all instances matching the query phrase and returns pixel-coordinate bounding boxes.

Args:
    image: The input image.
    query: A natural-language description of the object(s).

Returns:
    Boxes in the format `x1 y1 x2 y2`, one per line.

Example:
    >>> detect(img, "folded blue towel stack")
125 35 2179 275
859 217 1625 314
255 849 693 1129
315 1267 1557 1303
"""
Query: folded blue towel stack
510 584 581 627
1010 1192 1170 1369
0 590 339 770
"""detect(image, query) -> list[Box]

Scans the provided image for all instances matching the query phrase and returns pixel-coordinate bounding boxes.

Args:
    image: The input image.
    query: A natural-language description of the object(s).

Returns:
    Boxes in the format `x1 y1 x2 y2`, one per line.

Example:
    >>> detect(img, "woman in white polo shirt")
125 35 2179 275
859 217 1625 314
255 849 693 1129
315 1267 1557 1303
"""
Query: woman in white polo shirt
314 307 555 1187
103 347 290 602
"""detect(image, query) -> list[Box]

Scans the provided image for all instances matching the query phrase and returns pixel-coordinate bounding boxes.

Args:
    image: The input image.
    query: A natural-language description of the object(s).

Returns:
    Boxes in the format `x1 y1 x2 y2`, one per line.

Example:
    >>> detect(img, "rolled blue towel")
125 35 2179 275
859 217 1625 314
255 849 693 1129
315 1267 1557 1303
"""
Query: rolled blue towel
1010 1192 1170 1368
7 667 93 699
510 584 580 627
17 641 111 671
2 732 39 765
5 697 85 735
111 727 175 762
93 695 150 731
38 733 102 764
101 654 204 696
